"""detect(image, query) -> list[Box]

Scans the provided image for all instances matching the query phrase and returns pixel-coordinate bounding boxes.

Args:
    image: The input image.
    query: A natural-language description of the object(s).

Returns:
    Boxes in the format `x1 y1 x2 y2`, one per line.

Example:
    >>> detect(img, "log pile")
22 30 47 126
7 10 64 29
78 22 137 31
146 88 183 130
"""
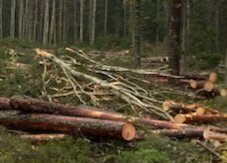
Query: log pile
163 100 227 124
0 97 226 143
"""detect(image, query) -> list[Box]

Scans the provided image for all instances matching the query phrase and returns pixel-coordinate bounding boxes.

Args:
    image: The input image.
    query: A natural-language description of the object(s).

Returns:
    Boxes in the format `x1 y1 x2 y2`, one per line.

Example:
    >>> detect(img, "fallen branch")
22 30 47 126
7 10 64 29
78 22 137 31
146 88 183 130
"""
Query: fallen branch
35 48 171 119
21 134 66 142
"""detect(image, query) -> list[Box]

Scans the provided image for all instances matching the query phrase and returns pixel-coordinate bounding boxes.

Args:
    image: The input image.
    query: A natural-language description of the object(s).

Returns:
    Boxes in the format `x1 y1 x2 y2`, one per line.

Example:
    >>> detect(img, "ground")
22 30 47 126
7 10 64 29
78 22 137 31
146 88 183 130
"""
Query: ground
0 39 226 163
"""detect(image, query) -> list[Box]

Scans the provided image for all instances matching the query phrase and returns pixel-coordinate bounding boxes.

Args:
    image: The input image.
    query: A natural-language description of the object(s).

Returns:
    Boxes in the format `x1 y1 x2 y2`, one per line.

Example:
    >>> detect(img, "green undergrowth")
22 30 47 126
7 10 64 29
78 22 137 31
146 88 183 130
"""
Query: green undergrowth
0 126 213 163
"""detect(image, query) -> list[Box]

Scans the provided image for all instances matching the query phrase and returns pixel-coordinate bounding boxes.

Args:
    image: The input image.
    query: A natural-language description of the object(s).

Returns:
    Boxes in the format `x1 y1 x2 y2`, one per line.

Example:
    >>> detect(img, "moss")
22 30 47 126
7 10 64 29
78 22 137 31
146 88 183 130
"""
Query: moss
0 127 93 163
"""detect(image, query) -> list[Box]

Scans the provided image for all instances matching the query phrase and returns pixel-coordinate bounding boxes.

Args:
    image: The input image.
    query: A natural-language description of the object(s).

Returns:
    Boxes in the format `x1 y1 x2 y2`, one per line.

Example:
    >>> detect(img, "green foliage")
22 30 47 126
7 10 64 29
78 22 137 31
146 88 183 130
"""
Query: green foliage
0 38 40 49
186 52 221 70
95 35 131 50
110 148 169 163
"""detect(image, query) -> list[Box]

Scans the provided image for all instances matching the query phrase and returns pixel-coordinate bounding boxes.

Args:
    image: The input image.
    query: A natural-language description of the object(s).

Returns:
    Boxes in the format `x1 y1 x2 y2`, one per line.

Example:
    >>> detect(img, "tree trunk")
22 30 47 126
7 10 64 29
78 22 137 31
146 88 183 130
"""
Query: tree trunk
156 0 160 42
133 0 141 68
58 0 63 43
32 0 38 42
38 1 44 42
225 49 227 86
74 0 78 43
18 0 24 39
62 0 67 44
0 110 136 141
10 0 16 38
27 1 33 42
104 0 108 35
49 0 56 44
24 0 29 40
168 0 182 78
215 0 220 52
175 113 227 124
0 0 3 39
153 128 204 138
8 98 190 129
79 0 84 43
43 0 50 45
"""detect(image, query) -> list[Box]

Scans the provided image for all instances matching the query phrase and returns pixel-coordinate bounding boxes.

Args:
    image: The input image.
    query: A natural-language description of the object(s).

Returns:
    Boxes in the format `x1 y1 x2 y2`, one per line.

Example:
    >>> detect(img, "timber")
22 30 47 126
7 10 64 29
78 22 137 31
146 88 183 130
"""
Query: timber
203 129 227 142
209 72 218 82
152 128 204 138
175 113 227 124
8 98 190 129
0 97 11 110
21 134 66 142
0 111 136 141
163 100 198 113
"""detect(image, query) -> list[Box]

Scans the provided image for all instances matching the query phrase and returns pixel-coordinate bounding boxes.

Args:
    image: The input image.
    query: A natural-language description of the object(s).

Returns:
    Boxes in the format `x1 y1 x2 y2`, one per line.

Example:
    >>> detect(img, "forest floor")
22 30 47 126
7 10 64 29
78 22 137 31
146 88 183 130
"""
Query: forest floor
0 39 226 163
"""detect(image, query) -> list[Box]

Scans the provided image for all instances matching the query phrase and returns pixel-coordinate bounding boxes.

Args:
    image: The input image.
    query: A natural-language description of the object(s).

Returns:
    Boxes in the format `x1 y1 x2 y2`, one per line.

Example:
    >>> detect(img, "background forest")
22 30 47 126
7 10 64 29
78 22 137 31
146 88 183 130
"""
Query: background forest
0 0 226 55
0 1 227 163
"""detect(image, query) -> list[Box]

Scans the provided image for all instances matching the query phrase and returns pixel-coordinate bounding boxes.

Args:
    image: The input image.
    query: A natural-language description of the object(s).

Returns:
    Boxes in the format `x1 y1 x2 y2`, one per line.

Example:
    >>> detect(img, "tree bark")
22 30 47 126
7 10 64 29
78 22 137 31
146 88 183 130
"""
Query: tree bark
91 0 97 45
0 0 3 39
175 113 227 124
133 0 141 68
0 110 136 141
58 0 63 43
153 128 204 138
62 0 67 44
49 0 56 44
169 0 182 78
8 98 189 129
79 0 84 43
43 0 50 45
104 0 108 35
18 0 24 39
10 0 16 38
156 0 160 42
32 0 39 42
74 0 78 43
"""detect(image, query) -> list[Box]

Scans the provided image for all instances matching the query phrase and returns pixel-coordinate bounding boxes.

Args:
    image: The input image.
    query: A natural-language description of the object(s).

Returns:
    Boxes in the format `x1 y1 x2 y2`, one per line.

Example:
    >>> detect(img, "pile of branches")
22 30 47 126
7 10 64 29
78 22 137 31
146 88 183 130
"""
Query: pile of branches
0 97 226 143
36 48 176 120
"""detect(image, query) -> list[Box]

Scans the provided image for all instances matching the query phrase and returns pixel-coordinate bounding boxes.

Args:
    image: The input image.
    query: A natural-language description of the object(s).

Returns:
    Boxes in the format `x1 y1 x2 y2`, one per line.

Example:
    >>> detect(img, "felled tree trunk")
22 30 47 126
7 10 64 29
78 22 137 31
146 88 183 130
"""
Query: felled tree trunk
10 99 126 121
0 97 11 110
9 98 191 129
175 113 227 123
152 128 204 138
0 110 136 141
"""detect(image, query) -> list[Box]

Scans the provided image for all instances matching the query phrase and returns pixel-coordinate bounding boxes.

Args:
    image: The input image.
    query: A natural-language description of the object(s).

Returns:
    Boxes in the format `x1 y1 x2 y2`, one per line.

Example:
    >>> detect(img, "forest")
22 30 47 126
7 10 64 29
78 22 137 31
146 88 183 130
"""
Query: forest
0 0 227 163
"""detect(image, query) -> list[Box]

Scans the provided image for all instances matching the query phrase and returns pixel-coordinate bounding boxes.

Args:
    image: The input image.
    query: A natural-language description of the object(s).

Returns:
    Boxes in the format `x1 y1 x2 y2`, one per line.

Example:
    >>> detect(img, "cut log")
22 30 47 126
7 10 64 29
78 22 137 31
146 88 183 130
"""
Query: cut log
0 97 11 110
204 81 214 92
137 118 191 129
21 134 66 142
152 128 204 138
0 111 136 141
203 128 227 142
9 98 190 129
10 99 127 121
190 80 205 89
162 100 198 113
209 72 217 82
175 113 227 124
196 107 220 116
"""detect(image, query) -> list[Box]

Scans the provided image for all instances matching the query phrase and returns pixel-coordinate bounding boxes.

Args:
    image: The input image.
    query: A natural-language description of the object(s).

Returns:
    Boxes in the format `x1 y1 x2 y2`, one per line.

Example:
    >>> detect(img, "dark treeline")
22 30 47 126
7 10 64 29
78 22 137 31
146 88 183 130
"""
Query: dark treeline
0 0 226 55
